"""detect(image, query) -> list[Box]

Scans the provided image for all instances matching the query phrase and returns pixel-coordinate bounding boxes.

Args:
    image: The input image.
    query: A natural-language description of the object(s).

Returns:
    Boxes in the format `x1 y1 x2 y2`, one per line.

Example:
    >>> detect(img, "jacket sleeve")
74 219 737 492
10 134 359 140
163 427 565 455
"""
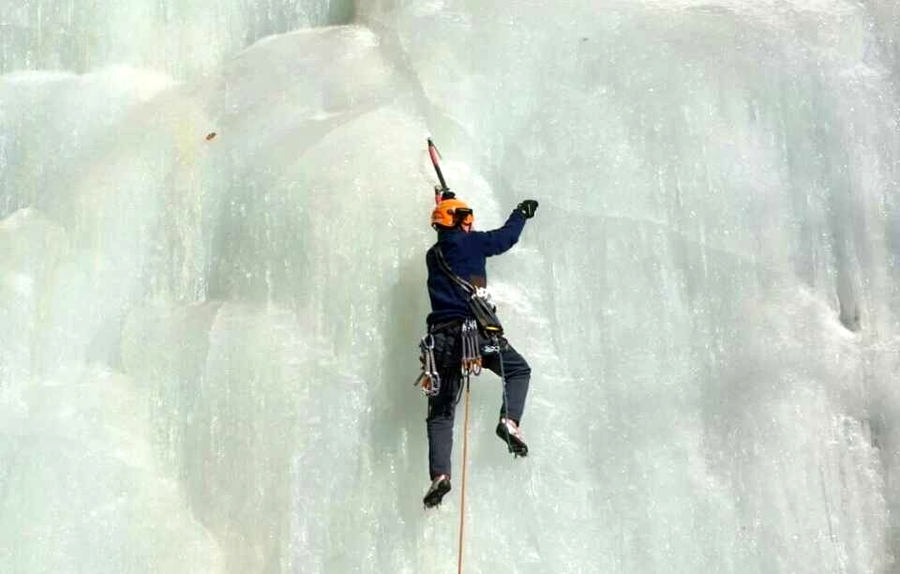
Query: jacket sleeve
470 210 527 257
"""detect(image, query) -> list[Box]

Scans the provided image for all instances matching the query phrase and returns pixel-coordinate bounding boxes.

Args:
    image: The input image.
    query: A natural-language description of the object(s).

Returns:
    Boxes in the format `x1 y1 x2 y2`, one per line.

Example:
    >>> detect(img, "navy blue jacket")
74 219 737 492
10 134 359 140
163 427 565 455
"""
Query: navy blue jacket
426 209 527 326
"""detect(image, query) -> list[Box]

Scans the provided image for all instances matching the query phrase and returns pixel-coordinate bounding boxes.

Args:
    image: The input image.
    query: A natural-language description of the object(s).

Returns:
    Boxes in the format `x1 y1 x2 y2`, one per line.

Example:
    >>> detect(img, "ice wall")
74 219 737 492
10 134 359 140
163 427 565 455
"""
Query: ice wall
2 1 900 573
863 1 900 76
0 0 354 77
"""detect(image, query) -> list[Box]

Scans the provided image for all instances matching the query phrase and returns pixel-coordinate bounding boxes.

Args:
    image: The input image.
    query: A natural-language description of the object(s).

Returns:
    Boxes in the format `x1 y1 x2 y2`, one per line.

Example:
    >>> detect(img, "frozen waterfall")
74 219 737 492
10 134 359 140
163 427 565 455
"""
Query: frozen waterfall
2 1 900 572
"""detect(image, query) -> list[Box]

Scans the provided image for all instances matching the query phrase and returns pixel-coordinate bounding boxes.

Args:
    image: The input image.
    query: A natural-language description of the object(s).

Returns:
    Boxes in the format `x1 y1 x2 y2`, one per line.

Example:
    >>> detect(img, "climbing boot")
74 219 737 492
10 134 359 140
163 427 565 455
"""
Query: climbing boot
496 417 528 457
423 474 452 508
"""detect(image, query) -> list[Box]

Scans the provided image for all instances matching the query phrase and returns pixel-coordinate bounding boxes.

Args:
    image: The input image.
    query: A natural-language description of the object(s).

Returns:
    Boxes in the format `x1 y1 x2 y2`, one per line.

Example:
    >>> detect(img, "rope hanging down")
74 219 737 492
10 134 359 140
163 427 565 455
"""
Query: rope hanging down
457 373 471 574
456 334 508 574
456 318 482 574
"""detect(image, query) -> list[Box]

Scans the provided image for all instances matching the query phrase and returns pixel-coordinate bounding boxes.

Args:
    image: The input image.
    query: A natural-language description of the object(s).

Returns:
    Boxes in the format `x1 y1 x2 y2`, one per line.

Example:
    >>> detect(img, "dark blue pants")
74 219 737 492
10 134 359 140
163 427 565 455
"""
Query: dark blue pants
425 327 531 479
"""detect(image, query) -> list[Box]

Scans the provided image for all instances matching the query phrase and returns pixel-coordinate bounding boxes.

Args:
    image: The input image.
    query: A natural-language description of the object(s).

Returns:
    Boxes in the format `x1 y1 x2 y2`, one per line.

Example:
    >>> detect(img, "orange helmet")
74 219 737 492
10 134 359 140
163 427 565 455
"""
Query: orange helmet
431 198 474 229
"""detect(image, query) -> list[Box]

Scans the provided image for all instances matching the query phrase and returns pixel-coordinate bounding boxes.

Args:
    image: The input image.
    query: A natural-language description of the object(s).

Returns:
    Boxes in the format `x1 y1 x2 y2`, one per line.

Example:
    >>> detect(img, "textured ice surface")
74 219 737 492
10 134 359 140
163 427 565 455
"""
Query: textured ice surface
1 1 900 572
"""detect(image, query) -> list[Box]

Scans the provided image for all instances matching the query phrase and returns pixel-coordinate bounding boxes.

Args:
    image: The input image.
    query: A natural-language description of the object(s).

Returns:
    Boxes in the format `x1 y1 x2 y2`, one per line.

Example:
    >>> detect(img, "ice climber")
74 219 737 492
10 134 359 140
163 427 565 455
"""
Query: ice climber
419 191 539 508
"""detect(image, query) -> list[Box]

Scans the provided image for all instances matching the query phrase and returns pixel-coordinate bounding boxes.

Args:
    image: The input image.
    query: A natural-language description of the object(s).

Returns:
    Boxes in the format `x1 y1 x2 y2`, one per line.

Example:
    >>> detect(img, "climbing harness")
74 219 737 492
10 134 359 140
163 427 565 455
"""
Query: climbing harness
413 333 441 397
415 317 484 397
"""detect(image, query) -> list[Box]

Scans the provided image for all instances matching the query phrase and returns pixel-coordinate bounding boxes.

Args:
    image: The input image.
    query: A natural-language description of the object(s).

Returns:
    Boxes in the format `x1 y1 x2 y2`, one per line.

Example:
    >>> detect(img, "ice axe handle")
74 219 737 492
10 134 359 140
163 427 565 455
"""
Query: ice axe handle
428 139 449 193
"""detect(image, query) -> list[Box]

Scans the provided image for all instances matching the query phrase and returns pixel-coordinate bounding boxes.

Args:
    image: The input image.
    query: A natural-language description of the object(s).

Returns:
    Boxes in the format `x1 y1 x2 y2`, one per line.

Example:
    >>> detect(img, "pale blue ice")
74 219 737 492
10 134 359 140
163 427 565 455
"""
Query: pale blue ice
1 1 900 572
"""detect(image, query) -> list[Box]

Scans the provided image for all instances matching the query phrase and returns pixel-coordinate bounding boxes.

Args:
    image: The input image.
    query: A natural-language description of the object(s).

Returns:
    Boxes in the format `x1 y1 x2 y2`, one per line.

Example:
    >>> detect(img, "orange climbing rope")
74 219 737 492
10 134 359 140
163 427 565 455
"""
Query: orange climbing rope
457 376 472 574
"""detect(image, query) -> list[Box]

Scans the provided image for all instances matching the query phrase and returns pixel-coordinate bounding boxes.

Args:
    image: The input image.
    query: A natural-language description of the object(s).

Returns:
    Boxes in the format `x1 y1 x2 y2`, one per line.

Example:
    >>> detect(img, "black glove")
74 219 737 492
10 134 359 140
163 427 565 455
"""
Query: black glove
516 200 539 219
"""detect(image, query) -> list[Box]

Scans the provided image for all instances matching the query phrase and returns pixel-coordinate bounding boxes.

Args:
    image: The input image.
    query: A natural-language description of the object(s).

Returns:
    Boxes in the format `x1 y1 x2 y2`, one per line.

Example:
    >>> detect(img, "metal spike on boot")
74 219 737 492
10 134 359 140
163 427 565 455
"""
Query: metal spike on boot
496 417 528 457
423 474 452 508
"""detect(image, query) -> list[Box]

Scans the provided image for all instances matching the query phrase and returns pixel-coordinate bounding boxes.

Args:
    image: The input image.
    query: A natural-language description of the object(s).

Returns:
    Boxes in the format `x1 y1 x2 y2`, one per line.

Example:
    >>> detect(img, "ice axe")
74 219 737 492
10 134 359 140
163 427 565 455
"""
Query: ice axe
428 138 450 205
